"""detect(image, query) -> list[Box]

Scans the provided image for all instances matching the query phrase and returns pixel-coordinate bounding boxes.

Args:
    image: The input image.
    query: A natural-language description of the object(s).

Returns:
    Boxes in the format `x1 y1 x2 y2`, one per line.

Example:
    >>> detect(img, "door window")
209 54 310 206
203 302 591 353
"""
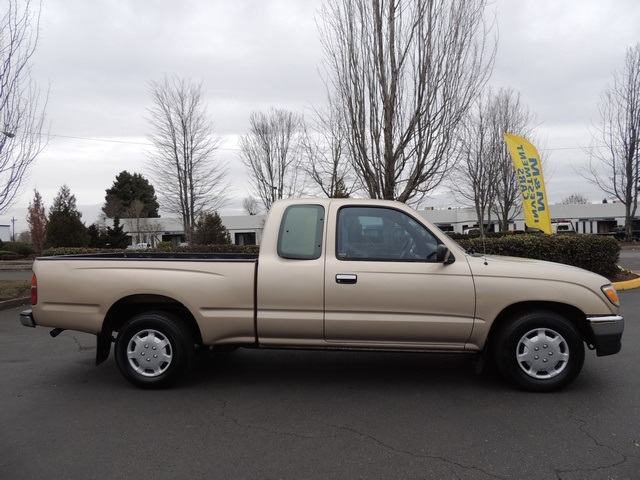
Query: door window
337 207 439 261
278 205 325 260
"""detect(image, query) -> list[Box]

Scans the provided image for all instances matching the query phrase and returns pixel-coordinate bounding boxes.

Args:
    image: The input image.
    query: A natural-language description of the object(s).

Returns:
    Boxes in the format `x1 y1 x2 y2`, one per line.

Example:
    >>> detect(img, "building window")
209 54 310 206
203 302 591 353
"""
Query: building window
235 232 256 245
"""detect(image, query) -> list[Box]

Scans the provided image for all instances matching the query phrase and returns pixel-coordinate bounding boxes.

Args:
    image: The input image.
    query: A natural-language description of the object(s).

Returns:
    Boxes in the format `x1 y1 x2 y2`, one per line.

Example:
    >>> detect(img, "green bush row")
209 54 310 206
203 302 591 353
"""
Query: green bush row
42 244 261 257
0 241 35 255
159 244 260 255
0 251 23 260
448 231 528 240
41 236 619 279
42 247 124 256
455 234 619 278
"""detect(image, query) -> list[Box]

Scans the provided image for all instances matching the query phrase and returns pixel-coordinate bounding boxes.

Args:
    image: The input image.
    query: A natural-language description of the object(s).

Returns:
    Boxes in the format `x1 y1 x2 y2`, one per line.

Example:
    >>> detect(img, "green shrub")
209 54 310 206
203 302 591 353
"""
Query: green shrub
161 244 260 255
155 242 174 252
0 251 20 260
455 234 619 278
42 247 122 256
2 241 35 255
42 244 261 256
150 242 260 255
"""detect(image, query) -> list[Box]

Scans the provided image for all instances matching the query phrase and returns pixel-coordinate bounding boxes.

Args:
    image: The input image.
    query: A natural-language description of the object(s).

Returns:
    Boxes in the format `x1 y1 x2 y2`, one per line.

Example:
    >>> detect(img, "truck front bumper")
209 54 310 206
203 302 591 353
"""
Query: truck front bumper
19 309 37 328
587 314 624 356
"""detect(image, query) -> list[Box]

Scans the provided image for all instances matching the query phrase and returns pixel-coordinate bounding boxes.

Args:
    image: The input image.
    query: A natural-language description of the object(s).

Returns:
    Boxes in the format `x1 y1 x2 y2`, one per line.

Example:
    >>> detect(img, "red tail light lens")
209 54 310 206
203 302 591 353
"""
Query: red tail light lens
31 274 37 305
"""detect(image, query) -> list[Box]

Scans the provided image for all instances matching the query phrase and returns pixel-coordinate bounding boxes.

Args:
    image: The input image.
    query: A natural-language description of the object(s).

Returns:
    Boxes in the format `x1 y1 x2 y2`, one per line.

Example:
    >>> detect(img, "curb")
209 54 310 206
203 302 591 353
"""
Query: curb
0 297 30 310
613 277 640 291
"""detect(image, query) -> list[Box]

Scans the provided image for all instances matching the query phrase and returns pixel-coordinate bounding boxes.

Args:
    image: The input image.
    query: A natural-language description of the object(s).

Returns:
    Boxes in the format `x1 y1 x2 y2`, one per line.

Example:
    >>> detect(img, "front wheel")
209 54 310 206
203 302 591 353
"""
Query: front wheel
493 310 585 392
115 311 194 389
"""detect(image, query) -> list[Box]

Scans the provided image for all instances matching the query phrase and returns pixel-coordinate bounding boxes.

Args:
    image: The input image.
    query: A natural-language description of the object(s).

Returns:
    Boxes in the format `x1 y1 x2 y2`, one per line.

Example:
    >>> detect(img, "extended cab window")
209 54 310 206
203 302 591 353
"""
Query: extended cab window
337 207 439 261
278 205 325 260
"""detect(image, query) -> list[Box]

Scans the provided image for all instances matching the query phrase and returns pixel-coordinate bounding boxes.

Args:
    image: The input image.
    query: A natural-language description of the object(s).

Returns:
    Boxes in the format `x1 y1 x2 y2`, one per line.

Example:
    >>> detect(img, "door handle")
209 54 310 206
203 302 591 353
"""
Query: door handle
336 274 357 284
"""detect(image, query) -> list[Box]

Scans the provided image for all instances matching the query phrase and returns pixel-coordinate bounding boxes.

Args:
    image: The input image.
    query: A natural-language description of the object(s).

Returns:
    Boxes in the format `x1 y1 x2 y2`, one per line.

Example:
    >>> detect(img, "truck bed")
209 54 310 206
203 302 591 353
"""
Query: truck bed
31 253 259 345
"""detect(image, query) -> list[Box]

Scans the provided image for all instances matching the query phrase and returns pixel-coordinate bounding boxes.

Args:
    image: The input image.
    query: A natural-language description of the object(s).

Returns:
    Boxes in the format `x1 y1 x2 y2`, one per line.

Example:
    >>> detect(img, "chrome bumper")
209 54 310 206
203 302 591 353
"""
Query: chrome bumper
586 314 624 356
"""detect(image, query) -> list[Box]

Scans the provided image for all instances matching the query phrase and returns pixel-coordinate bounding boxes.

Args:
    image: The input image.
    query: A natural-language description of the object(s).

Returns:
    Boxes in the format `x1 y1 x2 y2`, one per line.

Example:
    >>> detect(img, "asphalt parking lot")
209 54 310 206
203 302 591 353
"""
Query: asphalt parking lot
1 288 639 479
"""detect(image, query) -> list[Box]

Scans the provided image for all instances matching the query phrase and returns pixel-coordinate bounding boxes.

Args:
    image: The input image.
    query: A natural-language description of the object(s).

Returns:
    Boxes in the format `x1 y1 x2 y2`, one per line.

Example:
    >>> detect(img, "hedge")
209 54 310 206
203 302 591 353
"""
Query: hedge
42 248 124 256
0 251 21 260
42 244 261 257
455 234 619 278
41 236 618 278
1 241 35 256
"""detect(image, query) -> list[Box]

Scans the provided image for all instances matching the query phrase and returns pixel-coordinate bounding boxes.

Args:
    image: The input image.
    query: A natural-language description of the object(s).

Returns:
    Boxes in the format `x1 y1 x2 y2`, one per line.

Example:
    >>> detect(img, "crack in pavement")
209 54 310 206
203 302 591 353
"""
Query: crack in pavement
218 399 505 479
70 334 92 352
554 405 629 478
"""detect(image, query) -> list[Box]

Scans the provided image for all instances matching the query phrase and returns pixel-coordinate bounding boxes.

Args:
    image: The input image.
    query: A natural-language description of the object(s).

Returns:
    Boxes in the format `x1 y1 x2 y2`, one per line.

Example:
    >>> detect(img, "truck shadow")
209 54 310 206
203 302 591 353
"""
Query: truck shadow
187 347 506 391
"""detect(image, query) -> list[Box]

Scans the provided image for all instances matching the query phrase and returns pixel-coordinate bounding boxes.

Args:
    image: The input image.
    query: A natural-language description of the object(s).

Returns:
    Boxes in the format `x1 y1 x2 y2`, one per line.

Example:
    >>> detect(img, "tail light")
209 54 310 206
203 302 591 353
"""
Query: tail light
31 274 37 305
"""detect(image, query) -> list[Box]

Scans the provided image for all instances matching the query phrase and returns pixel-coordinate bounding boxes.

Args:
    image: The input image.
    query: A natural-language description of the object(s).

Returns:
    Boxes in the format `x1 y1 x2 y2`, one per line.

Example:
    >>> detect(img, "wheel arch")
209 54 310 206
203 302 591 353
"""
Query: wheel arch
487 301 594 349
103 294 203 345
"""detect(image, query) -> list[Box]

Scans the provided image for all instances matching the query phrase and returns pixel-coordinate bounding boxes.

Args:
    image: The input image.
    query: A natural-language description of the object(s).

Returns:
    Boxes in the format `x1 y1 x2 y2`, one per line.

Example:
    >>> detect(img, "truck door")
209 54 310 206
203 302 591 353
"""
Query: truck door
324 205 476 348
257 203 326 345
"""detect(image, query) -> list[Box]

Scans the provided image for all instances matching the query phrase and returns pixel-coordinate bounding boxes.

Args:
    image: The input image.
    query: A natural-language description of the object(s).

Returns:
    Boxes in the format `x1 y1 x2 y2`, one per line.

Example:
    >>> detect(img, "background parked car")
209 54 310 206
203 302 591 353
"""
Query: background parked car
126 243 151 250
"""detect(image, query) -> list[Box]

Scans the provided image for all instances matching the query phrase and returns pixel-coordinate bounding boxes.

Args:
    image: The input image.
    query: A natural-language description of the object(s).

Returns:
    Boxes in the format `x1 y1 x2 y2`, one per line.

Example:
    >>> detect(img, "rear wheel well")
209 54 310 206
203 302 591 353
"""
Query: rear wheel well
488 301 593 349
103 294 202 345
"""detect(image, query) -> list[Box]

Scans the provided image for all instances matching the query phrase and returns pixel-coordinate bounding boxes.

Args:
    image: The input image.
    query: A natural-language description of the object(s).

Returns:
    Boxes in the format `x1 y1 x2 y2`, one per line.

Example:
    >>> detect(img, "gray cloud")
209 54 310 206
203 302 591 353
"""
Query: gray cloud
2 0 639 230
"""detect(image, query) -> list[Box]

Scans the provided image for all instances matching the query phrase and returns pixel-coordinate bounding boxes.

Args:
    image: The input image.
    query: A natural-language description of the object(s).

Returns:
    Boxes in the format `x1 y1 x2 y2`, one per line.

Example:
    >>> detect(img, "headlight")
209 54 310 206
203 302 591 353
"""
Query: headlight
601 284 620 307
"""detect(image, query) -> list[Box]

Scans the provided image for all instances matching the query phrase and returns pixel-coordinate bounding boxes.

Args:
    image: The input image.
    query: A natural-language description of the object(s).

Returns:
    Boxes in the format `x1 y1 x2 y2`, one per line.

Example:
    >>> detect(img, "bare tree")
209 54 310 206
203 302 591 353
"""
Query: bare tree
0 0 48 214
239 108 306 211
302 98 357 198
242 197 261 215
451 88 538 233
561 193 590 205
145 75 230 240
318 0 495 204
490 88 539 231
450 91 499 236
121 199 163 246
582 44 640 242
17 230 30 243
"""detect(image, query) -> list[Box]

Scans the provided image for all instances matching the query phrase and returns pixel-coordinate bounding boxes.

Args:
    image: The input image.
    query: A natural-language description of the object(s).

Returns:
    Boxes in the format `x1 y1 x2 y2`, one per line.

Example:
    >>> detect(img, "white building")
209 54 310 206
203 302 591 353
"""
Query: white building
109 202 633 247
418 202 630 234
109 215 267 247
0 224 10 242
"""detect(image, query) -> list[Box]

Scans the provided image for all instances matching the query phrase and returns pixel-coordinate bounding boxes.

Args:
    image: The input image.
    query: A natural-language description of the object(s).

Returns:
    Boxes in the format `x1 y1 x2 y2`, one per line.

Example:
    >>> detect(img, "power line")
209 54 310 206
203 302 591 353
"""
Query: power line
47 133 241 151
48 131 597 153
49 134 149 145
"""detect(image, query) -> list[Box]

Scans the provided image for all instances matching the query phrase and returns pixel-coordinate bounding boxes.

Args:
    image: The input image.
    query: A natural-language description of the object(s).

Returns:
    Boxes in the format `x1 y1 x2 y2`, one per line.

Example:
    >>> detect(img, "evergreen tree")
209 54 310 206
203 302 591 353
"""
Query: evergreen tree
27 189 47 255
104 217 130 248
87 223 103 248
192 212 230 245
103 171 160 218
44 185 89 248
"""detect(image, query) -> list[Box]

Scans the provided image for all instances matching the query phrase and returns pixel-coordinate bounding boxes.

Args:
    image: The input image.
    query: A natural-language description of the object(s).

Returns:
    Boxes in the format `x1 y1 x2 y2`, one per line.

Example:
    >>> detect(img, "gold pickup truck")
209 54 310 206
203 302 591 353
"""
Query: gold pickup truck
19 199 624 392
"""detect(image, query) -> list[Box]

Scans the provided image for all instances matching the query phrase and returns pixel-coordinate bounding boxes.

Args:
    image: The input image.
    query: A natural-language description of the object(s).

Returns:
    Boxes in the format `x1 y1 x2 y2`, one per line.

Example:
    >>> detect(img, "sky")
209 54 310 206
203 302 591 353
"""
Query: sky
2 0 640 234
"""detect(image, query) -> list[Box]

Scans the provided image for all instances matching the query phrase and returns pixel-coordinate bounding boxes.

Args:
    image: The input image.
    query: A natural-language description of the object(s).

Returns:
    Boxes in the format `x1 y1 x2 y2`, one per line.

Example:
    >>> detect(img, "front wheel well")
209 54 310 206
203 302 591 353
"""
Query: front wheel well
102 294 203 345
488 301 593 349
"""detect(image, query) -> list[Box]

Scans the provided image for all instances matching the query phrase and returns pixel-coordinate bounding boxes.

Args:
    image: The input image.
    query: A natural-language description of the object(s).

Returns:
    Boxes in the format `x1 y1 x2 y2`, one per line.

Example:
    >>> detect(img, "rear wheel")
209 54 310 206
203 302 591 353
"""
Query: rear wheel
115 311 194 389
493 310 585 392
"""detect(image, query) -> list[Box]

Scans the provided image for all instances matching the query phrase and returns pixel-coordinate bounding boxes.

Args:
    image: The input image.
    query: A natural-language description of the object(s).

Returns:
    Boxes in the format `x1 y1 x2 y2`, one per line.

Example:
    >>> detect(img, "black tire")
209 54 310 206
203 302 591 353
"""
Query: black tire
493 310 585 392
115 311 194 389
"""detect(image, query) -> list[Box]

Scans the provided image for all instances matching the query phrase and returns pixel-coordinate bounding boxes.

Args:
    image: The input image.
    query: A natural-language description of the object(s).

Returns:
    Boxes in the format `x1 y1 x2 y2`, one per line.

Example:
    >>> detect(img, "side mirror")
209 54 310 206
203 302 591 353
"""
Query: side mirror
436 244 455 264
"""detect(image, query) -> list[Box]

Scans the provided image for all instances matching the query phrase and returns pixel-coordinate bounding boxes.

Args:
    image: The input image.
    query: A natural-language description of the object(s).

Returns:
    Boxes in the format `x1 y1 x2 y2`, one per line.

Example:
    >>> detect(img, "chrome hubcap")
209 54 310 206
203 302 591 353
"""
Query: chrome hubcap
516 328 569 379
126 329 173 377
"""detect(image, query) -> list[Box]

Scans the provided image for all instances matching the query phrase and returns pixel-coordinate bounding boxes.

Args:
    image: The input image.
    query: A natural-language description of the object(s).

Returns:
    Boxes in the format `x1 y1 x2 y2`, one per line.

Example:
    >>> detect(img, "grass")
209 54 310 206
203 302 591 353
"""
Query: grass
0 280 30 302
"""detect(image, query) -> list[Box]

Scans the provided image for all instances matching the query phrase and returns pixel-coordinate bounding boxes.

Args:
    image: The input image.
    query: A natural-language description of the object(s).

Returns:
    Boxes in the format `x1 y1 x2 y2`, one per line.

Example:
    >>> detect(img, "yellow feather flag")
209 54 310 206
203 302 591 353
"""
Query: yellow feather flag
503 134 552 234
